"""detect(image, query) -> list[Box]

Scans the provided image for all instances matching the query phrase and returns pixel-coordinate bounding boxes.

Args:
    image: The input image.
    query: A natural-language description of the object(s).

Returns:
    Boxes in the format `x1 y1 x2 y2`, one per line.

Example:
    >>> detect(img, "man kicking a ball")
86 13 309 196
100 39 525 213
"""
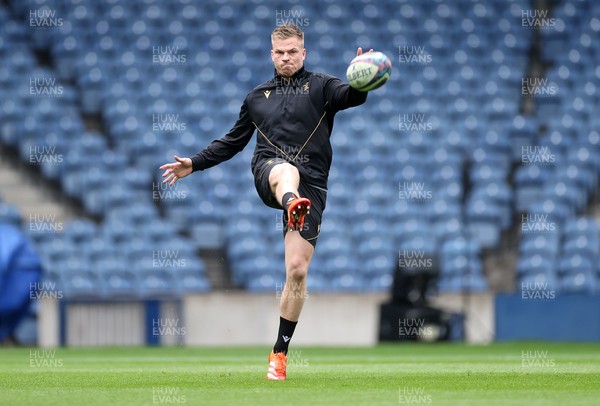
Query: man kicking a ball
160 23 373 380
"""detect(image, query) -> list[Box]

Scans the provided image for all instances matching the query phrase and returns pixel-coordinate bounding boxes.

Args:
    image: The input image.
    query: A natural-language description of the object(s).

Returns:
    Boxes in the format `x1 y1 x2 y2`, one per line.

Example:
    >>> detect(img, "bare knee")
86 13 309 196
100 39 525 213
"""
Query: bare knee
269 163 299 191
287 256 309 282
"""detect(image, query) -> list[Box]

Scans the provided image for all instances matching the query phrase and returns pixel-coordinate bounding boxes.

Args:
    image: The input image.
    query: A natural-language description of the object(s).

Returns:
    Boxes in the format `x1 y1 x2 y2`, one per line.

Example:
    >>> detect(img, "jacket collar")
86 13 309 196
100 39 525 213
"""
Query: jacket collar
274 66 306 83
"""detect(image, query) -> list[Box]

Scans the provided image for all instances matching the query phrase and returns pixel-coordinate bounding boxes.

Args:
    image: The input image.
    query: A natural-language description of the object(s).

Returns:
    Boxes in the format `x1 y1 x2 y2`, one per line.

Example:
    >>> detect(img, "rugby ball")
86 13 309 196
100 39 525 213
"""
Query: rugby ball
346 51 392 92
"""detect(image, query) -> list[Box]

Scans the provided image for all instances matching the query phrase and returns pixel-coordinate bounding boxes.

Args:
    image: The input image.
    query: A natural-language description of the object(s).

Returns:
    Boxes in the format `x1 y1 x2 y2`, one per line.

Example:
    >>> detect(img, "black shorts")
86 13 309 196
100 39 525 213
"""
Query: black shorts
253 158 326 247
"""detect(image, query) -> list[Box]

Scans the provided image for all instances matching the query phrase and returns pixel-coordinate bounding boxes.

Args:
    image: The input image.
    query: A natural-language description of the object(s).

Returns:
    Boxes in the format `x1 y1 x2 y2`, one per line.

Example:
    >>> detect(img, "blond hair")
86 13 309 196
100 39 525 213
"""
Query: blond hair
271 23 304 47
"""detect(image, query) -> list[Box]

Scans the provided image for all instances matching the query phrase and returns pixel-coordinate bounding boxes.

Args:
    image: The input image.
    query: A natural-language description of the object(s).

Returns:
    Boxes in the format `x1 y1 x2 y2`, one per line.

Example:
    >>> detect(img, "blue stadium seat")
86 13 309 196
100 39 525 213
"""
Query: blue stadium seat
514 165 551 212
563 234 599 259
559 253 595 275
62 269 104 299
64 219 98 244
136 265 179 299
517 254 557 276
177 270 211 293
101 264 139 299
520 234 560 261
245 273 278 292
330 273 365 292
559 270 597 294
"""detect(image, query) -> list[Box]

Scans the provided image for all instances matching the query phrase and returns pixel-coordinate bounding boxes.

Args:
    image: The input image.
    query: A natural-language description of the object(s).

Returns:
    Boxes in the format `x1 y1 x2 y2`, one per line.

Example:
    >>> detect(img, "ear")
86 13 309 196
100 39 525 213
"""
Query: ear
302 48 306 61
270 49 275 62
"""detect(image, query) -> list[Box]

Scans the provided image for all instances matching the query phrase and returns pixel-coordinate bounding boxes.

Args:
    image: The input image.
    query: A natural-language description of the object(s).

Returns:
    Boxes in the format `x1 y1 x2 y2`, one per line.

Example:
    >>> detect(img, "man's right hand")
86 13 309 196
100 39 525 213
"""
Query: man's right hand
159 155 193 186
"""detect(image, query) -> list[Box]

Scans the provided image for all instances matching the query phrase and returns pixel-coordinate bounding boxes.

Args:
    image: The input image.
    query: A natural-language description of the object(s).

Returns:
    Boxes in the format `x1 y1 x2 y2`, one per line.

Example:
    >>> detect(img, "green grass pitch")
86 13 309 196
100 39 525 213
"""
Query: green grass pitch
1 342 599 405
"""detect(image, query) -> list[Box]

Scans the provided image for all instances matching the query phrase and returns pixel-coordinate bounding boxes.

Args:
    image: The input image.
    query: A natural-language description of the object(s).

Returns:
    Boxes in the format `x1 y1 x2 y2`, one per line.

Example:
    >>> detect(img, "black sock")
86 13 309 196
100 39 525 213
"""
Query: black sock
273 316 298 355
281 192 298 210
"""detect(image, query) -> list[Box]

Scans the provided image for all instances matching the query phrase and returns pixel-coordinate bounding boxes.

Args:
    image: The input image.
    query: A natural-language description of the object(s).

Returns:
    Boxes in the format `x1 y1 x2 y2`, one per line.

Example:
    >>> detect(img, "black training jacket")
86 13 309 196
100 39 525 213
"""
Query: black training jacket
190 66 368 190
